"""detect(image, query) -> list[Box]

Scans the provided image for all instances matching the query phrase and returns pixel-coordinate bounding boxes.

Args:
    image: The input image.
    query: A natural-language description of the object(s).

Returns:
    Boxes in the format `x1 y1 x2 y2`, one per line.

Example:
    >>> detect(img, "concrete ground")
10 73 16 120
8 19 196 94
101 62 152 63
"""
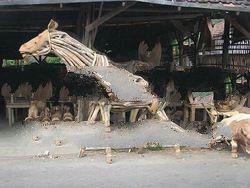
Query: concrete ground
1 150 250 188
1 117 250 188
0 119 210 157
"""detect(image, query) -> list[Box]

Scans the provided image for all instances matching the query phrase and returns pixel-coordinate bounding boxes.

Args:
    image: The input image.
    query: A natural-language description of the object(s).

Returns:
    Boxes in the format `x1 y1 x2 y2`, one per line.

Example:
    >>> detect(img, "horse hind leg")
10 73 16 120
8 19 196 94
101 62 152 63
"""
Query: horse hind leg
231 139 238 158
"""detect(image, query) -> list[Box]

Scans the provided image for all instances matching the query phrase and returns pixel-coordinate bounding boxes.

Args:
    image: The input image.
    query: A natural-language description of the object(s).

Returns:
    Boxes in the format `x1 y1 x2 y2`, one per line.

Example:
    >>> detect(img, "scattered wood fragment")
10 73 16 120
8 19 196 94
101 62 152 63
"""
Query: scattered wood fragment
105 147 112 164
79 147 86 158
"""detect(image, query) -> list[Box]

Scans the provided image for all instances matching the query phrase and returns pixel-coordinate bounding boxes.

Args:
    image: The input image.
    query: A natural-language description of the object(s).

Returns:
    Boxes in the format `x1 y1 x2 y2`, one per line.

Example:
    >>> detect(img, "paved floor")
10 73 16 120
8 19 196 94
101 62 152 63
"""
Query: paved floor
0 119 210 157
0 150 249 188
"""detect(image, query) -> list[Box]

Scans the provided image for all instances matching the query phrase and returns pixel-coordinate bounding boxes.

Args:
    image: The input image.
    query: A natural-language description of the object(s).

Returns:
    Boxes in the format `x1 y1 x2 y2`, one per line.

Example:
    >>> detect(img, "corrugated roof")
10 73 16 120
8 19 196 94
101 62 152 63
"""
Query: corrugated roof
185 0 250 5
0 0 250 12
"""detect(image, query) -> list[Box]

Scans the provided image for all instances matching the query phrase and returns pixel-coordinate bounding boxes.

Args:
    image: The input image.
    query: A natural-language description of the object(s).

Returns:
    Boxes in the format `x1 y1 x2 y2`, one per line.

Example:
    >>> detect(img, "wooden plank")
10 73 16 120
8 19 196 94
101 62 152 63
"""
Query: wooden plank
85 2 136 32
223 13 250 39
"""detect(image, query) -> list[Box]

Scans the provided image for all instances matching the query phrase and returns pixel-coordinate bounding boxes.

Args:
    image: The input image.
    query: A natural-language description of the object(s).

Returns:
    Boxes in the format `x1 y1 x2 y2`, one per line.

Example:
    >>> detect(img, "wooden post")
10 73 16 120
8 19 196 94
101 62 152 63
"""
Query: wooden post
85 2 136 32
99 100 106 122
192 19 202 67
130 109 139 123
222 20 230 69
106 147 112 164
89 105 100 123
177 32 184 66
92 2 103 45
190 106 195 122
104 104 111 132
8 107 12 127
79 147 86 158
83 4 92 46
196 18 206 67
183 105 189 122
76 5 85 37
223 13 250 39
76 97 83 122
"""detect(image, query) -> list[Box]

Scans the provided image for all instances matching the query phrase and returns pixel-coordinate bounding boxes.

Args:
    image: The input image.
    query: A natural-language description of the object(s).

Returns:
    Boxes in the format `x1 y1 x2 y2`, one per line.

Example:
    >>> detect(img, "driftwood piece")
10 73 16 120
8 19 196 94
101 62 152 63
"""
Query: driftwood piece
33 82 53 101
41 107 51 125
63 105 74 122
99 99 107 122
138 109 148 121
76 97 90 122
104 104 112 132
51 106 62 122
79 147 86 158
59 86 70 101
138 41 162 66
89 105 100 123
130 109 140 123
1 83 11 98
25 100 46 122
105 147 112 164
14 82 32 99
75 98 83 122
87 102 96 121
204 93 249 125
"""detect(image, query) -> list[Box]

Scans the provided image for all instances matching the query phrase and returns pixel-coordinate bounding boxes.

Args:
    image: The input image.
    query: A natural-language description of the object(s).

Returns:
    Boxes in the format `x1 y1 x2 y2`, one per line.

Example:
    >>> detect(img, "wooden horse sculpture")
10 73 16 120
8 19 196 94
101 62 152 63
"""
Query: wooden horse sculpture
19 20 168 131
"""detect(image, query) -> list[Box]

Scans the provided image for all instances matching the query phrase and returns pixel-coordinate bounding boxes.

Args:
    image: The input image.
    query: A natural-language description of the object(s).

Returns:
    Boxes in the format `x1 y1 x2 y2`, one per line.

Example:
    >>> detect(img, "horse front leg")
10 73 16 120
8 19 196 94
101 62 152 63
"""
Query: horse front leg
231 139 238 158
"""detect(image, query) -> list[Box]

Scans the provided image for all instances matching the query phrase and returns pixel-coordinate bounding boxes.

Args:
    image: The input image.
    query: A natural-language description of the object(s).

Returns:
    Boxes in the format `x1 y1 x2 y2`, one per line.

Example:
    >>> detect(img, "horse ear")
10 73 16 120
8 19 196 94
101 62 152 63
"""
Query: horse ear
48 19 58 31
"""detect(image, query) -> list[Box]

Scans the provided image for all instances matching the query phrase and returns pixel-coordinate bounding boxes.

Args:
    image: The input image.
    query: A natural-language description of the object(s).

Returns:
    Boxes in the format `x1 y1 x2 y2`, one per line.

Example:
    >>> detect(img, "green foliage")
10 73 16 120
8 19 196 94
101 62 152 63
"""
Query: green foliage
146 142 163 151
45 56 61 64
2 56 61 67
171 39 179 57
212 19 224 25
2 59 29 67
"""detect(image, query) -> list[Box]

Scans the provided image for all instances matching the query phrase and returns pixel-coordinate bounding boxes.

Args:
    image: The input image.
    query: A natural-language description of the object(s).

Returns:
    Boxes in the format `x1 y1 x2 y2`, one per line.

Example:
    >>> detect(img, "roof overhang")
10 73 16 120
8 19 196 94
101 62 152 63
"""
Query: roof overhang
0 0 250 12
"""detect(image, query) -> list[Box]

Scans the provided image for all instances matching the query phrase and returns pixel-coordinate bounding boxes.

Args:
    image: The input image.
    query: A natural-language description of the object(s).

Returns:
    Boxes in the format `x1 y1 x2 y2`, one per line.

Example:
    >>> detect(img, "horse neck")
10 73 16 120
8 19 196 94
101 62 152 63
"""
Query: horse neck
49 31 109 68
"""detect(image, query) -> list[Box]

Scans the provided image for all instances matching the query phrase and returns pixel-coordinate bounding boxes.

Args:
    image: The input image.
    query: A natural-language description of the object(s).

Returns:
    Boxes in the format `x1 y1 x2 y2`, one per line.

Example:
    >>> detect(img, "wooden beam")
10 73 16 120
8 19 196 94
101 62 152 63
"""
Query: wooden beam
0 6 80 12
0 0 249 13
85 2 136 32
0 19 76 27
223 13 250 39
194 18 210 67
92 2 104 45
108 14 203 24
96 7 211 14
222 19 230 69
196 18 206 52
0 24 75 31
194 19 203 67
0 29 38 32
103 21 170 27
